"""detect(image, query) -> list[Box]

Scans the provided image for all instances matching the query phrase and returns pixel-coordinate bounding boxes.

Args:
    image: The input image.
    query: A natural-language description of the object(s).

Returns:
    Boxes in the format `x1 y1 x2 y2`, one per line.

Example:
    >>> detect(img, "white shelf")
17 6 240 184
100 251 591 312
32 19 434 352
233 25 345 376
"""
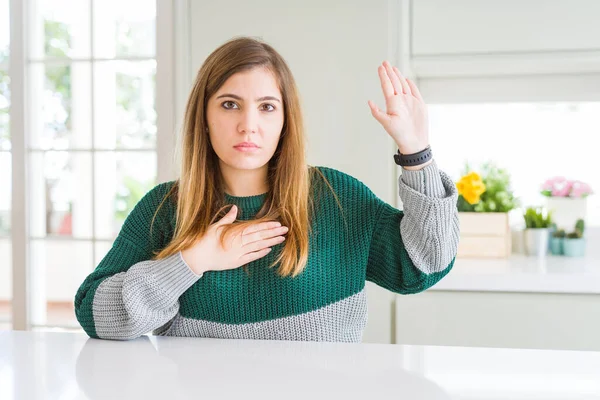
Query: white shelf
431 254 600 294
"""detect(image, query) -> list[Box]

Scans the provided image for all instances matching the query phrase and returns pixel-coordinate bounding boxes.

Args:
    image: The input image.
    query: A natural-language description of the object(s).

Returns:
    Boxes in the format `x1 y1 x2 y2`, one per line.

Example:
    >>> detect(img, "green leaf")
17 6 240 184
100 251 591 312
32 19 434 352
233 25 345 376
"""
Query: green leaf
523 206 553 228
459 161 518 213
457 195 476 212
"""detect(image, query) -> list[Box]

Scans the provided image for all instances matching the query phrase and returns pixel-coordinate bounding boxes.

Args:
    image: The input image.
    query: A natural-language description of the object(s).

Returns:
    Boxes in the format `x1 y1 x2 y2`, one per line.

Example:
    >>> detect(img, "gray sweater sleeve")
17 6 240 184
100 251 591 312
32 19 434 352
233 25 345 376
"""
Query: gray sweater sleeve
398 160 460 274
92 252 202 340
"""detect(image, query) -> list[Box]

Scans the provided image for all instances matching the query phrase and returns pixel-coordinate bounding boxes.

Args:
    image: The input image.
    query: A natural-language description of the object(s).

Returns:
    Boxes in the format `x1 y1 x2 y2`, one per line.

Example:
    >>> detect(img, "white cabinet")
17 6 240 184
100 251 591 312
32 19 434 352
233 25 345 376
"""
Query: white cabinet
395 290 600 351
411 0 600 102
395 253 600 351
412 0 600 56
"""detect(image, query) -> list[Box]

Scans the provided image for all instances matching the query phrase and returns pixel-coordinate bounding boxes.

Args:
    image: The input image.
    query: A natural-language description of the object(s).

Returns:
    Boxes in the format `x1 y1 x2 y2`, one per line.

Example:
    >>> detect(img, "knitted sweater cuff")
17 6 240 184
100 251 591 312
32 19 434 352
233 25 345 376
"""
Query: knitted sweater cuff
397 162 460 274
400 160 447 198
92 252 202 340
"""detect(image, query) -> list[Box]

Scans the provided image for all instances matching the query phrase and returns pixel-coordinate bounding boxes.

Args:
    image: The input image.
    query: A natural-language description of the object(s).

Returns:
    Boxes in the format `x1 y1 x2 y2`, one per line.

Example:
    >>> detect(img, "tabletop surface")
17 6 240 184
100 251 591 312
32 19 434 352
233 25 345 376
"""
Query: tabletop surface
1 330 600 400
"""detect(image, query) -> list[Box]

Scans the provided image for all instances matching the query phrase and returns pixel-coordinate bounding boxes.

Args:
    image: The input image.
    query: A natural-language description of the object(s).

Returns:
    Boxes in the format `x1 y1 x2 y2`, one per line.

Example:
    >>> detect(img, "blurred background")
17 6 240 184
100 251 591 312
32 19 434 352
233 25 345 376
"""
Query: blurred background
1 0 599 349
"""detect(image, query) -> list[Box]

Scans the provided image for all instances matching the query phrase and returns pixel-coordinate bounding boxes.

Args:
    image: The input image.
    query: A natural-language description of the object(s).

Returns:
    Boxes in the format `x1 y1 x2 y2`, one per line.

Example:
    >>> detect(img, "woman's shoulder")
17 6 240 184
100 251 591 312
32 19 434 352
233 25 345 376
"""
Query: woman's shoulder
308 166 384 229
311 165 374 195
146 180 177 202
127 180 178 224
310 165 379 205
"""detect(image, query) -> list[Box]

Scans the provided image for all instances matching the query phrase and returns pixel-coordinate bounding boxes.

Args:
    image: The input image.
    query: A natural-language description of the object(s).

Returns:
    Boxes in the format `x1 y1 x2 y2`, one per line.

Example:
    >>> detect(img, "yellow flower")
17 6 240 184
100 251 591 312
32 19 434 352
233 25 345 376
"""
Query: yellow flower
456 172 486 205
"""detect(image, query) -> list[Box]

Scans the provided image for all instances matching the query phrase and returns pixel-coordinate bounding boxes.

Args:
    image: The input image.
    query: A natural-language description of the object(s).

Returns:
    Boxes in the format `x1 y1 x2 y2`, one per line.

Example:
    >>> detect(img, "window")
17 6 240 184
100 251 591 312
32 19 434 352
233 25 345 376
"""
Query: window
427 102 600 227
0 0 10 329
22 0 157 329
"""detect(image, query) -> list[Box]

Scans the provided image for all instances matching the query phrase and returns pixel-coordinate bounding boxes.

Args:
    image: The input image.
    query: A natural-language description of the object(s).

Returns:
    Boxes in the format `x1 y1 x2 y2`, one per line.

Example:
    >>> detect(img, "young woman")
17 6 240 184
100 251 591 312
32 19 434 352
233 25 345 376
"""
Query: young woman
75 37 459 342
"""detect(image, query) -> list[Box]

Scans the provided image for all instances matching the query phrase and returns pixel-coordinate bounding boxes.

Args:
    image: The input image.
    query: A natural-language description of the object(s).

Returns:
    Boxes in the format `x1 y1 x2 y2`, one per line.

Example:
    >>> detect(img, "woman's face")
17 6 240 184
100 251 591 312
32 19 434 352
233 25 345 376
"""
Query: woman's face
206 67 285 172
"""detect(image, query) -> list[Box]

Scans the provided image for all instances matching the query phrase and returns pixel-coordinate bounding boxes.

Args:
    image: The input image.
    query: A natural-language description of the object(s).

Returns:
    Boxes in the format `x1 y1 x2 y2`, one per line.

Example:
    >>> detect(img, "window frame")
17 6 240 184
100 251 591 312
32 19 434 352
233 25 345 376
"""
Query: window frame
8 0 176 330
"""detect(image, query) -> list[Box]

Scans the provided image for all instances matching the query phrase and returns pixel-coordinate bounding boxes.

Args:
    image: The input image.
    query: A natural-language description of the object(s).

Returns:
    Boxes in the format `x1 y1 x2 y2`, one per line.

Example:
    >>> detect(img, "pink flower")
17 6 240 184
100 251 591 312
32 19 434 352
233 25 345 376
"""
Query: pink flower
542 176 565 192
552 185 571 197
541 176 593 198
570 181 593 198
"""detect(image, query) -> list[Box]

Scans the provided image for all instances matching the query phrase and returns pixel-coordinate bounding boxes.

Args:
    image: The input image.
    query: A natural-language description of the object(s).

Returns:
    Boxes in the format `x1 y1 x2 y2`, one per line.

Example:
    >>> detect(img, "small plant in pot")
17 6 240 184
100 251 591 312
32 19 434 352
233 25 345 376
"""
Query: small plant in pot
455 162 518 258
563 219 586 257
550 228 566 255
523 207 553 257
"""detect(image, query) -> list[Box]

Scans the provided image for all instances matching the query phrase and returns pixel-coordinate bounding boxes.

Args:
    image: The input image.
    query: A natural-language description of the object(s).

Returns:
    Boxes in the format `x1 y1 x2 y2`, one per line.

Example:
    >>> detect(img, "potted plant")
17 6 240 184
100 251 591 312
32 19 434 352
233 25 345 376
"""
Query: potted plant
541 177 593 229
549 228 565 255
455 162 518 258
523 206 553 257
563 219 586 257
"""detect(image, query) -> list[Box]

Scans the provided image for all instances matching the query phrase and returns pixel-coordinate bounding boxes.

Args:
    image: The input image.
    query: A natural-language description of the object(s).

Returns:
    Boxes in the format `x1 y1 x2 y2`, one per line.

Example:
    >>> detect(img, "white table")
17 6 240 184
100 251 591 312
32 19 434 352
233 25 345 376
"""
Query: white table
1 330 600 400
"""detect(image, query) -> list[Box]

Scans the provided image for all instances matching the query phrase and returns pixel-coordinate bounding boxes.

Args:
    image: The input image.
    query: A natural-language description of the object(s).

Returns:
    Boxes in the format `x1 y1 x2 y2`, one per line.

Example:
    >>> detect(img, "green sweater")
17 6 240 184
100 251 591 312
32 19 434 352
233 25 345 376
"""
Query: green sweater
75 162 459 342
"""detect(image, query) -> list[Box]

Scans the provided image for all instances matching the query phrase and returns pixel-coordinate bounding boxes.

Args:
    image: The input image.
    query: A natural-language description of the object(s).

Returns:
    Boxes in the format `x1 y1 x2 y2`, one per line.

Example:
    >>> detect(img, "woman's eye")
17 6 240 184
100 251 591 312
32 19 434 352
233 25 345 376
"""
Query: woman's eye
222 101 238 109
262 103 275 112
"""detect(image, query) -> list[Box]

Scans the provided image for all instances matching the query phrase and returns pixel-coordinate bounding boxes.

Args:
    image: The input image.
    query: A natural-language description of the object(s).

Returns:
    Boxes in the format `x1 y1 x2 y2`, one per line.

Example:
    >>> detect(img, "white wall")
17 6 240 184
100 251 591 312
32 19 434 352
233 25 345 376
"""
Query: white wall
182 0 405 344
186 1 400 182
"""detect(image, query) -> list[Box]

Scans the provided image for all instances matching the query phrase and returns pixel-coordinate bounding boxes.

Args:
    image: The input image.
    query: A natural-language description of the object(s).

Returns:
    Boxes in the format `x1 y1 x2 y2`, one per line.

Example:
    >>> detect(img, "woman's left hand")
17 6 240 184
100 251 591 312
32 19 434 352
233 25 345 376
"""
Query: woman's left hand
368 61 429 155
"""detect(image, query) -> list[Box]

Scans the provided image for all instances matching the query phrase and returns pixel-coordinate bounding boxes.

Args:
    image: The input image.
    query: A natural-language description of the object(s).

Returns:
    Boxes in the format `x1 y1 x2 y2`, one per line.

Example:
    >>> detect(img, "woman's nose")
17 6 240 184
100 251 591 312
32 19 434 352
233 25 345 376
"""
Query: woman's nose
238 109 259 134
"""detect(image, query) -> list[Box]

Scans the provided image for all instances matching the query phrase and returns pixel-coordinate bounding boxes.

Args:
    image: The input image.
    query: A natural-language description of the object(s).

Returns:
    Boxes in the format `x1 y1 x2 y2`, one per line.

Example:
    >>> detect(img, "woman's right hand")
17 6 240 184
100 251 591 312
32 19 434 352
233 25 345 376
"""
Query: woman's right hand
180 205 288 275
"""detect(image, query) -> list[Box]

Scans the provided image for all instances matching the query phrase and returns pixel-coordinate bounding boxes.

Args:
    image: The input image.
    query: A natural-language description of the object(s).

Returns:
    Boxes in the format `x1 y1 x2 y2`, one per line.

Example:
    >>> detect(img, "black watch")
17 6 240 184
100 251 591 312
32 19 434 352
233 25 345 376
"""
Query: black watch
393 146 432 167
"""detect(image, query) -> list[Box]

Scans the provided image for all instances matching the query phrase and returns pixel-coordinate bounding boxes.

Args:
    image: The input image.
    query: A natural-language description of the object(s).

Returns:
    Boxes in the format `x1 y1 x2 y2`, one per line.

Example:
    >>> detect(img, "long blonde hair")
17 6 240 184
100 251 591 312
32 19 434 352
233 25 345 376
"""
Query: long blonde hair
152 36 338 277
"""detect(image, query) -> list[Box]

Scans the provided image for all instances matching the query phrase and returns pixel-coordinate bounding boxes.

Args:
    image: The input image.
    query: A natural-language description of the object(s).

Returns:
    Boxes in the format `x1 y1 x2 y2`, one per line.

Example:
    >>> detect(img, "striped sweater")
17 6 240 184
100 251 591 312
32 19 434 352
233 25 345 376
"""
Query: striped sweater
75 161 459 342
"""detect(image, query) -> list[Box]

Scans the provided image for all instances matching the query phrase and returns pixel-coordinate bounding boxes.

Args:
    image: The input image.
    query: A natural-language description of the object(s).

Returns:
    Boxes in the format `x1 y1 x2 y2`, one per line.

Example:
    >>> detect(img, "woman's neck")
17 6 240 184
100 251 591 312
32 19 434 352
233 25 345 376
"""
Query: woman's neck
220 163 269 197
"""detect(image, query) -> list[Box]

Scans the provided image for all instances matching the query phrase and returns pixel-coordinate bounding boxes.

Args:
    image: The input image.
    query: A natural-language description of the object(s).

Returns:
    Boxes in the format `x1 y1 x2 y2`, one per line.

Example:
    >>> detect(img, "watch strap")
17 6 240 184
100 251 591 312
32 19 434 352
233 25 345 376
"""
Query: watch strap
393 146 432 167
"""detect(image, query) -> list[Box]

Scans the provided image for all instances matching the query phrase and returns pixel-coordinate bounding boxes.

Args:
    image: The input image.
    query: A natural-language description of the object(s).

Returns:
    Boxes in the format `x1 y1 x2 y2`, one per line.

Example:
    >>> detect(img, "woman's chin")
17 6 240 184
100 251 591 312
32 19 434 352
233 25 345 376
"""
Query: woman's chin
224 158 268 171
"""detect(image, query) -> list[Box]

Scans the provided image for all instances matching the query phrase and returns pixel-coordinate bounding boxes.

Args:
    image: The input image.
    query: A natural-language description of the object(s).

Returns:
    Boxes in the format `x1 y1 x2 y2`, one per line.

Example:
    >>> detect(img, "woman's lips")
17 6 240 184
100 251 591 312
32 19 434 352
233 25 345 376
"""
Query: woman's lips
234 144 260 152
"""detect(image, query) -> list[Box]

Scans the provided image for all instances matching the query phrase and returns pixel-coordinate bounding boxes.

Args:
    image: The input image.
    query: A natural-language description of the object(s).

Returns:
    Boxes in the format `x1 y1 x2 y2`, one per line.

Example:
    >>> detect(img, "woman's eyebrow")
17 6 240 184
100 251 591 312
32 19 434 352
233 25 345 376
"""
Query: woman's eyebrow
216 93 281 103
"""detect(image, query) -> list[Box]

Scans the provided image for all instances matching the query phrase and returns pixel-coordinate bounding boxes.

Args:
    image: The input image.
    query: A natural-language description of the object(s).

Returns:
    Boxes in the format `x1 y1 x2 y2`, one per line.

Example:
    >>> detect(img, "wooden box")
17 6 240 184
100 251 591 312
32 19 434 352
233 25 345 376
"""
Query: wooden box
457 212 511 258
